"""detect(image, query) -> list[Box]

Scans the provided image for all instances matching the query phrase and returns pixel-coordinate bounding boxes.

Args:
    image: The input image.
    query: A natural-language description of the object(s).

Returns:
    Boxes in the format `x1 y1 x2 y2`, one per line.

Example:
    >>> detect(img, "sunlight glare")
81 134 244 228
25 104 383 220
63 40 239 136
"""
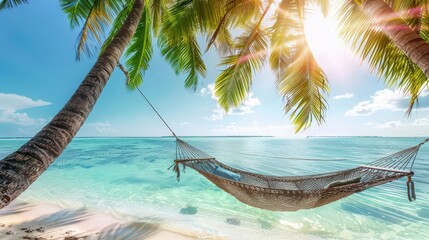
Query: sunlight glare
304 10 360 81
304 11 343 60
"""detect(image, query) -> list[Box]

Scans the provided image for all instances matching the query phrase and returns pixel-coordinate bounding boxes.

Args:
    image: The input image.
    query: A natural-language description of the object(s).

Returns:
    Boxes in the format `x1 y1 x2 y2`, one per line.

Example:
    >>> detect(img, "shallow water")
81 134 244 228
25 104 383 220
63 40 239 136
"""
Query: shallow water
1 137 428 239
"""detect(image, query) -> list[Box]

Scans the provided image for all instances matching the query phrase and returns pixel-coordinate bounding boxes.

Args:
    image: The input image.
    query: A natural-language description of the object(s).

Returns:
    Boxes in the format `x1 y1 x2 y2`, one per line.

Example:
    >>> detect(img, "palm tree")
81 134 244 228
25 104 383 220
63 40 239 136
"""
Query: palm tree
164 0 429 131
337 0 429 113
0 0 211 209
0 0 147 209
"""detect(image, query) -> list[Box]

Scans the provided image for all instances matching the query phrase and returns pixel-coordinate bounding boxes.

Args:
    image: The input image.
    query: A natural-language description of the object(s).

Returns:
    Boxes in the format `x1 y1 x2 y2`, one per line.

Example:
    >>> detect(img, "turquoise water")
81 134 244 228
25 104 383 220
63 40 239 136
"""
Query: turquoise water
1 137 428 239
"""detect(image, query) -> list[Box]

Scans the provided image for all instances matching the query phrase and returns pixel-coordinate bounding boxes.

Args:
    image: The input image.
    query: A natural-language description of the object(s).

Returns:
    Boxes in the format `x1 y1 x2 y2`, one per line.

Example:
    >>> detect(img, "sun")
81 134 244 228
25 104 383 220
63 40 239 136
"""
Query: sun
303 9 360 80
304 10 343 58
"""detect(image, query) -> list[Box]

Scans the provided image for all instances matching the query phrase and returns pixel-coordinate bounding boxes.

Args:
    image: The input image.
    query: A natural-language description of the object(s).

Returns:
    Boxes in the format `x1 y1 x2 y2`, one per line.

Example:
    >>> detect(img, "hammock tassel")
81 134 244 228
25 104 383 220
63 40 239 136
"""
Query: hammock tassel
406 175 416 202
168 161 181 181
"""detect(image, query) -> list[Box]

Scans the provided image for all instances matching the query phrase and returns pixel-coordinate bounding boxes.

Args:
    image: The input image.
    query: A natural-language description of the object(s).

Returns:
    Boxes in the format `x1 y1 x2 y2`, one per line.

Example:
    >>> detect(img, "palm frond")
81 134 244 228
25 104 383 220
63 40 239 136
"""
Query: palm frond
204 0 260 54
192 0 227 31
60 0 124 60
181 34 207 89
151 0 168 36
164 0 197 40
276 36 329 132
420 4 429 40
215 24 269 110
268 0 329 132
205 7 232 53
211 23 234 56
227 0 262 26
0 0 28 10
336 0 428 113
158 31 206 89
157 0 207 89
124 2 153 90
269 0 295 76
100 0 135 55
310 0 329 17
158 34 182 75
214 0 273 110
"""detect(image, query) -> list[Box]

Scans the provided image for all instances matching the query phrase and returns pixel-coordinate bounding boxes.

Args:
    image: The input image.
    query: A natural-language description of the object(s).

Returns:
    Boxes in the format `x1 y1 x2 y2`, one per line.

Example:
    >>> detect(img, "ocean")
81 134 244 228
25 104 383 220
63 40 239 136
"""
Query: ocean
1 137 428 239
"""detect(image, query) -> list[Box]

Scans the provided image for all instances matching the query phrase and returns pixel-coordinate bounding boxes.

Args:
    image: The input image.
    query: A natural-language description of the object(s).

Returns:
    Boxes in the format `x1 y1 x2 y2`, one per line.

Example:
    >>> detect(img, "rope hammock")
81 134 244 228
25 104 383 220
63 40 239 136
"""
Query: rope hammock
118 64 426 211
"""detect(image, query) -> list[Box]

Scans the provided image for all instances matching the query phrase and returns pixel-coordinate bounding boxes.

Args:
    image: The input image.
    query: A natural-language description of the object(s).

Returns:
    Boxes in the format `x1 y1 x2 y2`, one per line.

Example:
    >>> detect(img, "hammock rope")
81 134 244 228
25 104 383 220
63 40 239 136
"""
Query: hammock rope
135 87 178 139
118 64 427 211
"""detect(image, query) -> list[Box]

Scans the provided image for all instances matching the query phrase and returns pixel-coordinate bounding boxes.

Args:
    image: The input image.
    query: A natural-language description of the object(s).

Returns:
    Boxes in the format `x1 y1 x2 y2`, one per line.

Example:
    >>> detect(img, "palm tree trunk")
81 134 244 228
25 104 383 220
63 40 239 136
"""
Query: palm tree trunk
362 0 429 77
0 0 144 209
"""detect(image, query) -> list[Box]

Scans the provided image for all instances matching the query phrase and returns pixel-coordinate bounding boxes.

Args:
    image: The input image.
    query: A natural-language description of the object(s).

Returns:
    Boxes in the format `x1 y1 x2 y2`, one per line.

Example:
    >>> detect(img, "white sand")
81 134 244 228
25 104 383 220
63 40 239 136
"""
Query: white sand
0 201 217 240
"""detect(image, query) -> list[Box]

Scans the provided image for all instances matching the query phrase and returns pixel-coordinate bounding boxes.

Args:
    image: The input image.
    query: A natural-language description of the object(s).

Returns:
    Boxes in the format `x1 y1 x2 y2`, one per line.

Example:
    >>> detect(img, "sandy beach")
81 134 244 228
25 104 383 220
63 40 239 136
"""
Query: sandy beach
0 201 216 240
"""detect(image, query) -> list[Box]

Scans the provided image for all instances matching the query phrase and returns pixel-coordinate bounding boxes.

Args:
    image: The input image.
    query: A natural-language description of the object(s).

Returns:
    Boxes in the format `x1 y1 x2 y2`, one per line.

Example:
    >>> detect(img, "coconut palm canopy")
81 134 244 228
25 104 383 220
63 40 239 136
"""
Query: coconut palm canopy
62 0 429 132
70 0 429 132
2 0 429 132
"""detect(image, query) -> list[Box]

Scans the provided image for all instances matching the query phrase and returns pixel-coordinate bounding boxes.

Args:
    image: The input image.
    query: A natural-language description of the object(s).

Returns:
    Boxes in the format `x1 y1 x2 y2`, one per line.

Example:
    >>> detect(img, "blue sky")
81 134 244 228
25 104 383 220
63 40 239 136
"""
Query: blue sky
1 1 429 137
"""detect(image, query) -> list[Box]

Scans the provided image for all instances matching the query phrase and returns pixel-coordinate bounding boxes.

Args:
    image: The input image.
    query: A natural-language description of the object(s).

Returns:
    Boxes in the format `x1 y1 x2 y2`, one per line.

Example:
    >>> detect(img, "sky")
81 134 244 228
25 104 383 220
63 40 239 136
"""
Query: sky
1 1 429 138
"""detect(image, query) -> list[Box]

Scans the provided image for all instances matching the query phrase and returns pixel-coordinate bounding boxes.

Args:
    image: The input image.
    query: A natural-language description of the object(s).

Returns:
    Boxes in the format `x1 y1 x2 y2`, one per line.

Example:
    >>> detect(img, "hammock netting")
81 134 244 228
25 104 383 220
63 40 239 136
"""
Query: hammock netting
172 139 424 211
131 85 425 212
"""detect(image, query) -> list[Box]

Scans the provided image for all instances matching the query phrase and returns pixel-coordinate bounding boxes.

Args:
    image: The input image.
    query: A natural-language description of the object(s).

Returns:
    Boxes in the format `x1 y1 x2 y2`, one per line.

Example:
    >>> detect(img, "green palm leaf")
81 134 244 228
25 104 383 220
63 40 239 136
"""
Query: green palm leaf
215 24 269 110
181 34 207 89
227 0 262 27
269 0 295 76
60 0 124 60
158 1 207 89
124 1 153 89
151 0 169 36
269 0 329 132
214 0 272 110
336 0 428 114
99 0 135 55
0 0 28 10
205 0 259 54
277 37 329 132
158 31 206 89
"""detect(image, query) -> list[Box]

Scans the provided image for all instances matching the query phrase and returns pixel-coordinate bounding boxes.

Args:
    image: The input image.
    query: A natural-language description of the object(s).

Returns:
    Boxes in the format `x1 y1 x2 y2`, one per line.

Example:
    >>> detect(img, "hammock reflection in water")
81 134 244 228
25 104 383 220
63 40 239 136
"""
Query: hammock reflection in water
172 138 424 211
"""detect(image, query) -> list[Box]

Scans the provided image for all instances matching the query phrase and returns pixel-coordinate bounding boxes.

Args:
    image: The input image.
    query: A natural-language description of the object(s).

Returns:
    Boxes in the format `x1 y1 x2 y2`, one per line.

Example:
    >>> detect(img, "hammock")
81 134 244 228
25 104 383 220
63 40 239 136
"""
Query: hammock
170 139 422 211
133 85 424 211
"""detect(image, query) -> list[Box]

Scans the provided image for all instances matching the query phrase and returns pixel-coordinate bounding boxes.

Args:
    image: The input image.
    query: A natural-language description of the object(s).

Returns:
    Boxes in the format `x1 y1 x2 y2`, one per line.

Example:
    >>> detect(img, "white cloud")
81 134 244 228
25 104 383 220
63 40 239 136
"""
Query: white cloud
84 122 116 133
200 88 208 97
367 116 429 129
333 93 354 99
345 89 429 116
201 84 261 121
412 116 429 126
374 120 403 129
204 107 224 121
0 109 47 126
0 93 51 110
0 93 51 126
180 121 189 126
229 93 261 115
200 83 215 98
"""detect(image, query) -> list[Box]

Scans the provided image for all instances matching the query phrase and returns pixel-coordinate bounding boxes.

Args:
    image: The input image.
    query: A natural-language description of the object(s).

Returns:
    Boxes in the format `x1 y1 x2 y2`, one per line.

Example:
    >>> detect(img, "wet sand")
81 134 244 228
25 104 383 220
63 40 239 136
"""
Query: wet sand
0 201 211 240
